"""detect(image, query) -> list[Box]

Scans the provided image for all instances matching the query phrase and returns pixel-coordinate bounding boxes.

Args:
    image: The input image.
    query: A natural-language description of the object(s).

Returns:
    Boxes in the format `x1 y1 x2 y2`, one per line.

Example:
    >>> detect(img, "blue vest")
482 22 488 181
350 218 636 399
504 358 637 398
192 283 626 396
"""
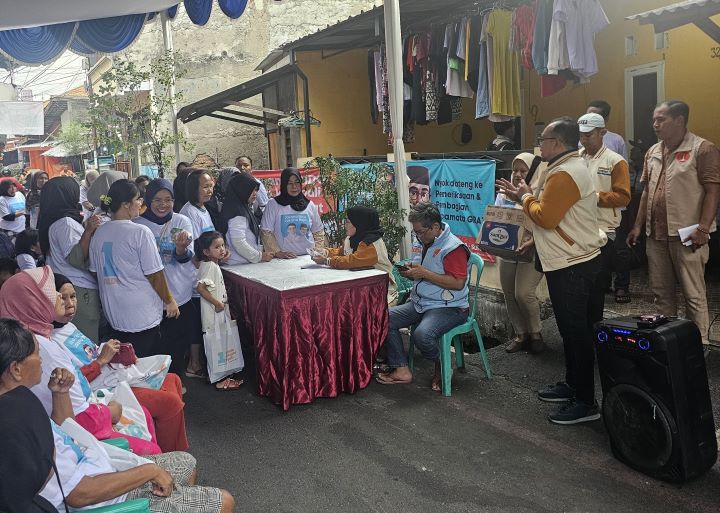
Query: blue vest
411 223 470 312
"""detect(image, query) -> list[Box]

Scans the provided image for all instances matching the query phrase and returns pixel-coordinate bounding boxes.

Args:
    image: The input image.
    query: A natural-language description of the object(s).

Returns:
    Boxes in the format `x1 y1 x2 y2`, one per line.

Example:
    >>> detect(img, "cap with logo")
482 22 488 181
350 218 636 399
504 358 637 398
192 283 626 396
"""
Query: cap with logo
577 112 606 133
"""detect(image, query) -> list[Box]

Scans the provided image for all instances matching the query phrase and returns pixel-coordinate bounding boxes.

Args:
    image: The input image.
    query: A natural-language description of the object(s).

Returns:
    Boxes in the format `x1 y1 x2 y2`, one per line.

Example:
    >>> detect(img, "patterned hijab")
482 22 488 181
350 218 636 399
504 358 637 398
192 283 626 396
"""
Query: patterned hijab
0 267 57 338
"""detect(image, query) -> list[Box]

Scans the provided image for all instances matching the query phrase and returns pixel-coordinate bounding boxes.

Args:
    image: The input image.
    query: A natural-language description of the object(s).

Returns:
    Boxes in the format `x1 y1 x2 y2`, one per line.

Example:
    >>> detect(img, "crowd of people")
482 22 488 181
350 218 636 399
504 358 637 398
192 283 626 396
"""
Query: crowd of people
1 97 718 512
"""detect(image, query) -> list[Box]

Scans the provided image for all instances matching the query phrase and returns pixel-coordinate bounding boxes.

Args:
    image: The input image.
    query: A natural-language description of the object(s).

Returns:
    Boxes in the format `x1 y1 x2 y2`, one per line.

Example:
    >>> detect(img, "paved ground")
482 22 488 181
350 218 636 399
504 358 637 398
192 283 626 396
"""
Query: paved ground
183 310 720 513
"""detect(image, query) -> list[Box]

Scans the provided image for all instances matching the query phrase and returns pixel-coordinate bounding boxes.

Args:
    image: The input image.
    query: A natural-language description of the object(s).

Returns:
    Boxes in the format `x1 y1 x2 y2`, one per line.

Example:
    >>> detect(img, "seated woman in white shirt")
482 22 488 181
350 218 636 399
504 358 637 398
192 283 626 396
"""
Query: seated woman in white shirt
88 180 179 358
260 167 325 259
221 173 274 265
0 179 27 237
0 319 235 513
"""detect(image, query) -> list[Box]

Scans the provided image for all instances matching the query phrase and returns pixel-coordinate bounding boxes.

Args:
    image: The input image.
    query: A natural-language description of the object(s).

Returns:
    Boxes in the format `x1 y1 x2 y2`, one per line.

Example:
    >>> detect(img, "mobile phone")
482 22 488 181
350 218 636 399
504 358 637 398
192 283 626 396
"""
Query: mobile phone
394 263 409 271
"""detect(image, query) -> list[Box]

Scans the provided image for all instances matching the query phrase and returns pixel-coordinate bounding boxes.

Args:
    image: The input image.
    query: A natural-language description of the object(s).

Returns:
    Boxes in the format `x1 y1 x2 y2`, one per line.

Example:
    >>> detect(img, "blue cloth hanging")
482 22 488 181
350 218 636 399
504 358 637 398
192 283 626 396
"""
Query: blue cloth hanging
75 13 147 54
0 23 75 65
218 0 248 19
69 37 95 56
184 0 213 26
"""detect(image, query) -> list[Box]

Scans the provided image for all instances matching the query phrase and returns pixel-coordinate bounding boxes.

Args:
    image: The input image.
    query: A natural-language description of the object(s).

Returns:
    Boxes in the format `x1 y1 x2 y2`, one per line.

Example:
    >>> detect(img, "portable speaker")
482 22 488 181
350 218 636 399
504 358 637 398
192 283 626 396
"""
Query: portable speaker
594 315 717 482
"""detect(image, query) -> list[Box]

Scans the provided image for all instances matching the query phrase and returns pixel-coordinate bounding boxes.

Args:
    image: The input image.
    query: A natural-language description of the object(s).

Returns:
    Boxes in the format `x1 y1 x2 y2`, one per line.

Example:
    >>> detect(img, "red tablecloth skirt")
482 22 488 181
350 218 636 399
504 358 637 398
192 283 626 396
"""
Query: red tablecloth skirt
224 271 389 410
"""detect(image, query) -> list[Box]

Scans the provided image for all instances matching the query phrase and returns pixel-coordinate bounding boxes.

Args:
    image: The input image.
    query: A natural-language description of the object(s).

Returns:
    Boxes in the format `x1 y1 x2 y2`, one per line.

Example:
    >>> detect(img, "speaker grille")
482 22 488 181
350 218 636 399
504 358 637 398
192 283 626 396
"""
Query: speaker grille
603 384 675 471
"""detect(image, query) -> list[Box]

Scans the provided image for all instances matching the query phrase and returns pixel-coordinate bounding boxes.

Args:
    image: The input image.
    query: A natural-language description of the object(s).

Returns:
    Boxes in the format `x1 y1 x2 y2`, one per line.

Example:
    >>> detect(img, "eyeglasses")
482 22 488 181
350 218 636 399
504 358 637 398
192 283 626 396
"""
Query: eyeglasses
409 187 430 200
536 136 557 145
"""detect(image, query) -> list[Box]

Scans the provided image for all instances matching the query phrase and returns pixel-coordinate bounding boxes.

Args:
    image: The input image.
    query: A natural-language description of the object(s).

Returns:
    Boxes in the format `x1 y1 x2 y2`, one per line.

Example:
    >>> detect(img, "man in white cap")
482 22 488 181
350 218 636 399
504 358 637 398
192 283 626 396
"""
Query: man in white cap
578 112 631 303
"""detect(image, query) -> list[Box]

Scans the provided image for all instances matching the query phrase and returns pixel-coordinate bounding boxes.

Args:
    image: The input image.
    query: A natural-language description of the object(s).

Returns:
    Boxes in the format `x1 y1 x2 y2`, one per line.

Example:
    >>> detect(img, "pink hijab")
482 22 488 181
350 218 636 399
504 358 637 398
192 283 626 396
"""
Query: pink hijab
0 267 57 338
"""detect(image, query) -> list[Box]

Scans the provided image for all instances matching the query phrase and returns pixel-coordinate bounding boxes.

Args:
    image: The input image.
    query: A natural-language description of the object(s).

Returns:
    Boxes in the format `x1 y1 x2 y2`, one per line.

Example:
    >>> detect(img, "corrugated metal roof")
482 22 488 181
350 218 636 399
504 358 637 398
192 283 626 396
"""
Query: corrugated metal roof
627 0 720 21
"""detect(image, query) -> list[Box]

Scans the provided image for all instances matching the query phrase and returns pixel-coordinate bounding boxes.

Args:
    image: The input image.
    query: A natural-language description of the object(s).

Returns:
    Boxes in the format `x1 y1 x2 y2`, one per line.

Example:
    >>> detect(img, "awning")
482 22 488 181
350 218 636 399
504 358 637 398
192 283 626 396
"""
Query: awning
627 0 720 43
41 142 92 157
178 64 298 126
0 0 250 66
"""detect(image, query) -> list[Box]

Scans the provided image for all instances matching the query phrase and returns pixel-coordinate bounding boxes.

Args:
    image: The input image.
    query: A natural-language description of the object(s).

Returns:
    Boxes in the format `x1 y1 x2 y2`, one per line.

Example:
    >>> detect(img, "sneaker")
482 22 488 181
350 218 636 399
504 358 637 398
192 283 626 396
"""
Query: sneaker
538 382 575 403
548 400 601 425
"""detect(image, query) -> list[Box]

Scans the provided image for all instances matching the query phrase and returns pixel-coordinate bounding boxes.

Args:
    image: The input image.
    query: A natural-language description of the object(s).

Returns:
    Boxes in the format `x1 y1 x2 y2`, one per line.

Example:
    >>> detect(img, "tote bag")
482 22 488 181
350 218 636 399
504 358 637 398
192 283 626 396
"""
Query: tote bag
94 381 153 441
204 308 244 384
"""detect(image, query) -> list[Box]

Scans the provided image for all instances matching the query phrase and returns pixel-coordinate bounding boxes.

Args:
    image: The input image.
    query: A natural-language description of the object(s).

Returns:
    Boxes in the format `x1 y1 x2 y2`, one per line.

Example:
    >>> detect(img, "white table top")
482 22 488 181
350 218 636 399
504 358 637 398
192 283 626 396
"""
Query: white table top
222 255 386 292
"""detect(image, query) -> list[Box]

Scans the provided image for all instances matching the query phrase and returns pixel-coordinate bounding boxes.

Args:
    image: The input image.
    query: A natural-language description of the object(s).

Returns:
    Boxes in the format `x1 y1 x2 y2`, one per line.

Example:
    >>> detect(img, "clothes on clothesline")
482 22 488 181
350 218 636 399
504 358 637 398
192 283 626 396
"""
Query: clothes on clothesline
367 0 610 141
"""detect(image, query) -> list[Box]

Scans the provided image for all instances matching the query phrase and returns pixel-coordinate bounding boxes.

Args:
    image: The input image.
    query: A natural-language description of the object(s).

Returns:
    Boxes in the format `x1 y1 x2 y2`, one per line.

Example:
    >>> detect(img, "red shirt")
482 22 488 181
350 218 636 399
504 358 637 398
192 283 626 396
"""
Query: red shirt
442 246 469 280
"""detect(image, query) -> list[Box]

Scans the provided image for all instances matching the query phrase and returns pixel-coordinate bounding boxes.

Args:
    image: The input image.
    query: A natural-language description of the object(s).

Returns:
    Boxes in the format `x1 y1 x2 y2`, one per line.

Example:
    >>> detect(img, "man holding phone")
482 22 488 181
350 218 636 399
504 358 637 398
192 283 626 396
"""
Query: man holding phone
377 203 470 392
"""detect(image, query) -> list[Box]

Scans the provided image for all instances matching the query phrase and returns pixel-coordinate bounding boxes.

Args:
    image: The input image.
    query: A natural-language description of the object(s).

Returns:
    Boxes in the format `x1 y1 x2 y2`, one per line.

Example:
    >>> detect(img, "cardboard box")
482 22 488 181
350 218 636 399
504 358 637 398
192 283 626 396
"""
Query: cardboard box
477 205 533 263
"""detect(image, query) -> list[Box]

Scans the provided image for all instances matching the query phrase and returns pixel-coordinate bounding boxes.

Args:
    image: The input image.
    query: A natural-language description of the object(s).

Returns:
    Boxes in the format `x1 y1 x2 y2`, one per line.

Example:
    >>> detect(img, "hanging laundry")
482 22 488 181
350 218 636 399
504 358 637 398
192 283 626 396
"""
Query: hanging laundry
475 14 490 119
512 3 536 70
445 21 474 98
532 0 554 75
485 10 521 118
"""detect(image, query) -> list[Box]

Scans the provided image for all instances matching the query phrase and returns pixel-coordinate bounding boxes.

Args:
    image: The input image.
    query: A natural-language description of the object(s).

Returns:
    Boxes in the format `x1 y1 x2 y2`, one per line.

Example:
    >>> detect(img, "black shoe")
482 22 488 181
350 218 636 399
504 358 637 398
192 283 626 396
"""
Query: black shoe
538 382 575 403
548 400 601 425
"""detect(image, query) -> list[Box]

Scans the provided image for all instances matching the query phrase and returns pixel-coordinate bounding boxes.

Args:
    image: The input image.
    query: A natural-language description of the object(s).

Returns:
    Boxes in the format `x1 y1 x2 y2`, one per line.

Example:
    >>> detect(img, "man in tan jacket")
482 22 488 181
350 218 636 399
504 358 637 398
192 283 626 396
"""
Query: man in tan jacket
628 101 720 350
498 117 607 425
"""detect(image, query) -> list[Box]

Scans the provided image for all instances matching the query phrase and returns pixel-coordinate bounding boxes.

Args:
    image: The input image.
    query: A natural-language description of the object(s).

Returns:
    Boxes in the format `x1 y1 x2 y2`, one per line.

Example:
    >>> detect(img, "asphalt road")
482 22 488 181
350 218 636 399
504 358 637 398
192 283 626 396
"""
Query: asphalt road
183 315 720 513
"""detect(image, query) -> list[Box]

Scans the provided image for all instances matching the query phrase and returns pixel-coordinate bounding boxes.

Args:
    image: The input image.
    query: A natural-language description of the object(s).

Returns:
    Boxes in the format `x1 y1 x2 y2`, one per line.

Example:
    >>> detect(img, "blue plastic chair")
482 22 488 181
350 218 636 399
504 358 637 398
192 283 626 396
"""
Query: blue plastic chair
407 252 492 396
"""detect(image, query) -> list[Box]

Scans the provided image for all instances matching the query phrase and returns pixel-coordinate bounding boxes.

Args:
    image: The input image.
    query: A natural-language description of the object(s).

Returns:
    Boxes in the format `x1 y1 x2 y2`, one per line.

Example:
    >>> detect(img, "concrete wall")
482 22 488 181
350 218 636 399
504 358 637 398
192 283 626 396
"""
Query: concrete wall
115 0 378 173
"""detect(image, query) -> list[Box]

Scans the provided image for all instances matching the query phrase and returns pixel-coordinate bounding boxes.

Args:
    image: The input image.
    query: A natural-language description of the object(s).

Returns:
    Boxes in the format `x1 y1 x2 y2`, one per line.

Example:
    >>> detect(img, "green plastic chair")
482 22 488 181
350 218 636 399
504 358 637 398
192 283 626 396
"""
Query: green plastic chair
407 252 492 396
101 438 130 451
391 258 414 305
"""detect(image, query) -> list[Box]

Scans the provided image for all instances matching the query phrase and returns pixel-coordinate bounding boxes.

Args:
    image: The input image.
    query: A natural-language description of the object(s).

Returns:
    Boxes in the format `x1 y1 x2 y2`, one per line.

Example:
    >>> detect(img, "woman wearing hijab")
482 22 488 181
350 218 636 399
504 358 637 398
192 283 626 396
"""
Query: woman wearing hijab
0 267 161 455
26 170 49 229
38 176 102 342
493 152 545 354
172 162 192 213
0 178 27 237
206 167 240 231
135 179 196 375
311 205 397 304
54 273 189 452
0 321 235 513
222 173 274 265
85 170 127 209
260 167 325 258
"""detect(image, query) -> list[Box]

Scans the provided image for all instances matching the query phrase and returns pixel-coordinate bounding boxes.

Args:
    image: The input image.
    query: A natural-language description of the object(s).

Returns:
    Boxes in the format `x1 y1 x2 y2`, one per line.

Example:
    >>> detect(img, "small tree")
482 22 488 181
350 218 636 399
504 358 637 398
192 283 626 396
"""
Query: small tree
56 121 92 177
88 52 192 177
312 157 406 259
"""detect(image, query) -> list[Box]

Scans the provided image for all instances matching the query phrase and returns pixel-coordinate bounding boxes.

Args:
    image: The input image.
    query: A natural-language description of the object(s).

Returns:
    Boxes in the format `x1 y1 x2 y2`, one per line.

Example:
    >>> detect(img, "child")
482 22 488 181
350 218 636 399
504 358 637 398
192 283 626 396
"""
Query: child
14 228 42 270
194 231 243 391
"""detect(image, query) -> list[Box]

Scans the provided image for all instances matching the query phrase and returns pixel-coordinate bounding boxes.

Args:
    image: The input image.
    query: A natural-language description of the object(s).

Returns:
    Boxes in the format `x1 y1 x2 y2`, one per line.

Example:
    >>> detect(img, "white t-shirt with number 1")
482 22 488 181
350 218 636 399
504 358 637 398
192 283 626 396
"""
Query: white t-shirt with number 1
0 191 26 233
260 199 322 255
88 220 165 332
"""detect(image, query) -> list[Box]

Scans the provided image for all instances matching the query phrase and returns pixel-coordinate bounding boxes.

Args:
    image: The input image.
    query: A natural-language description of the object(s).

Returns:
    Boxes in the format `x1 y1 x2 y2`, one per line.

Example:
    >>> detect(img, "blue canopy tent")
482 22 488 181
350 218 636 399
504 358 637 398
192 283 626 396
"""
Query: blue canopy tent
0 0 249 66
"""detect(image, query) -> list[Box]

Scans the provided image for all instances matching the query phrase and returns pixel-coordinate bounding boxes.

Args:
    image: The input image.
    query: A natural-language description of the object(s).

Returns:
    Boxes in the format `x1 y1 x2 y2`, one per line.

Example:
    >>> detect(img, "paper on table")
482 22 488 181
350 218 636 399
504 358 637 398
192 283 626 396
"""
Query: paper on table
300 262 327 269
678 224 699 246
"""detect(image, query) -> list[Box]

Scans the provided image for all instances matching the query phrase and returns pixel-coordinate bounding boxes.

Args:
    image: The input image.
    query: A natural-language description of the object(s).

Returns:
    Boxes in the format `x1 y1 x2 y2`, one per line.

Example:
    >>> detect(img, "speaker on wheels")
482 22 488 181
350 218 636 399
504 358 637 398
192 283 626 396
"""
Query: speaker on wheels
595 315 717 482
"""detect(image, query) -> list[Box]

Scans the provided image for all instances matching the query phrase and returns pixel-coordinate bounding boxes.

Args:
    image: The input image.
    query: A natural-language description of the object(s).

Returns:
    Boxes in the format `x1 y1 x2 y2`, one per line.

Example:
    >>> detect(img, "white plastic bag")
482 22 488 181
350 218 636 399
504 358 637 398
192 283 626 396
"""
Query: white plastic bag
94 381 152 441
204 308 244 383
95 354 171 391
60 418 152 471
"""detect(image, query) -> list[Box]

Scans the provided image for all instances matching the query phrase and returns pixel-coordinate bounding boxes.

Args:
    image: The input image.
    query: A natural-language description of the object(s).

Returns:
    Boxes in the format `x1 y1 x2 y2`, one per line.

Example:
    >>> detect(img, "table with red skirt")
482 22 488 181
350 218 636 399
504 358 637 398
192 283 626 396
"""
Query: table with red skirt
223 255 389 410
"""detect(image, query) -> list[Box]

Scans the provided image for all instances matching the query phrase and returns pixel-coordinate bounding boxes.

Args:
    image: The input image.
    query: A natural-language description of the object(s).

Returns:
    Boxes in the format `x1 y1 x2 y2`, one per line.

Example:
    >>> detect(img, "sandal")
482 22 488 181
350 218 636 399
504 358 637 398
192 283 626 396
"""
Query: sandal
614 289 631 304
215 377 243 390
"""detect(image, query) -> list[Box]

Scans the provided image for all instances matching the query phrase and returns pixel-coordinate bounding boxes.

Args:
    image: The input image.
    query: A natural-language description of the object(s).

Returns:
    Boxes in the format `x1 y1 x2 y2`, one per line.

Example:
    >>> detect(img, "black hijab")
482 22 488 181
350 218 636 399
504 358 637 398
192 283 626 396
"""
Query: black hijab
347 205 383 252
221 173 260 242
0 386 57 513
37 176 83 256
274 167 310 212
140 179 174 225
172 169 192 213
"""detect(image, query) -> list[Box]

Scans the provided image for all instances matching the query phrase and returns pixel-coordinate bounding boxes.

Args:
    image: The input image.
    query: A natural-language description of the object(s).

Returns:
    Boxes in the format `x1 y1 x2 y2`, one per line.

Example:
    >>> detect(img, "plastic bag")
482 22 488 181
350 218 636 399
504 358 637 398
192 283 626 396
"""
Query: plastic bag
94 381 152 441
96 354 171 391
204 308 244 383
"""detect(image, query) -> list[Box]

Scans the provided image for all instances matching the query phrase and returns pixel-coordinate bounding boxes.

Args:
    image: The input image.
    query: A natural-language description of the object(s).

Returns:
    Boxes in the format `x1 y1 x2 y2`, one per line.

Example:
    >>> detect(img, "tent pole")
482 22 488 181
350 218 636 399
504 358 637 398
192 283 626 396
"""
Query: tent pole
160 11 181 173
383 0 412 260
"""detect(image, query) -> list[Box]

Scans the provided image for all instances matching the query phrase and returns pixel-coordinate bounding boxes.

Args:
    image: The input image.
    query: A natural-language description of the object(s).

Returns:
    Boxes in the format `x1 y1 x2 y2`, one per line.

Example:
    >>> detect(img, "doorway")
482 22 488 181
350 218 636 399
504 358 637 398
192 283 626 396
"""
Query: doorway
624 61 665 147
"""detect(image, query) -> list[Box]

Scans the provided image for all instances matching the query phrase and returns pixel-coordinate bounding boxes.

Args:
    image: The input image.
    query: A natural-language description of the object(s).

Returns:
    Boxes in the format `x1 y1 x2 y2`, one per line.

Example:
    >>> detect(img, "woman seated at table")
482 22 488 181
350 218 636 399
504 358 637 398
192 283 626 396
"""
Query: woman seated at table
311 205 397 304
221 173 273 265
0 319 236 513
260 167 325 259
54 272 189 452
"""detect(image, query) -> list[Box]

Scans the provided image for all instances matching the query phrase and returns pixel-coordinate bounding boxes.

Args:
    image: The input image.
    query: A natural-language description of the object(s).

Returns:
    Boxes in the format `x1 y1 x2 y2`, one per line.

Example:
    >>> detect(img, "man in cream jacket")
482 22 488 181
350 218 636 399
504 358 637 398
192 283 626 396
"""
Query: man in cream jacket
498 117 607 425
